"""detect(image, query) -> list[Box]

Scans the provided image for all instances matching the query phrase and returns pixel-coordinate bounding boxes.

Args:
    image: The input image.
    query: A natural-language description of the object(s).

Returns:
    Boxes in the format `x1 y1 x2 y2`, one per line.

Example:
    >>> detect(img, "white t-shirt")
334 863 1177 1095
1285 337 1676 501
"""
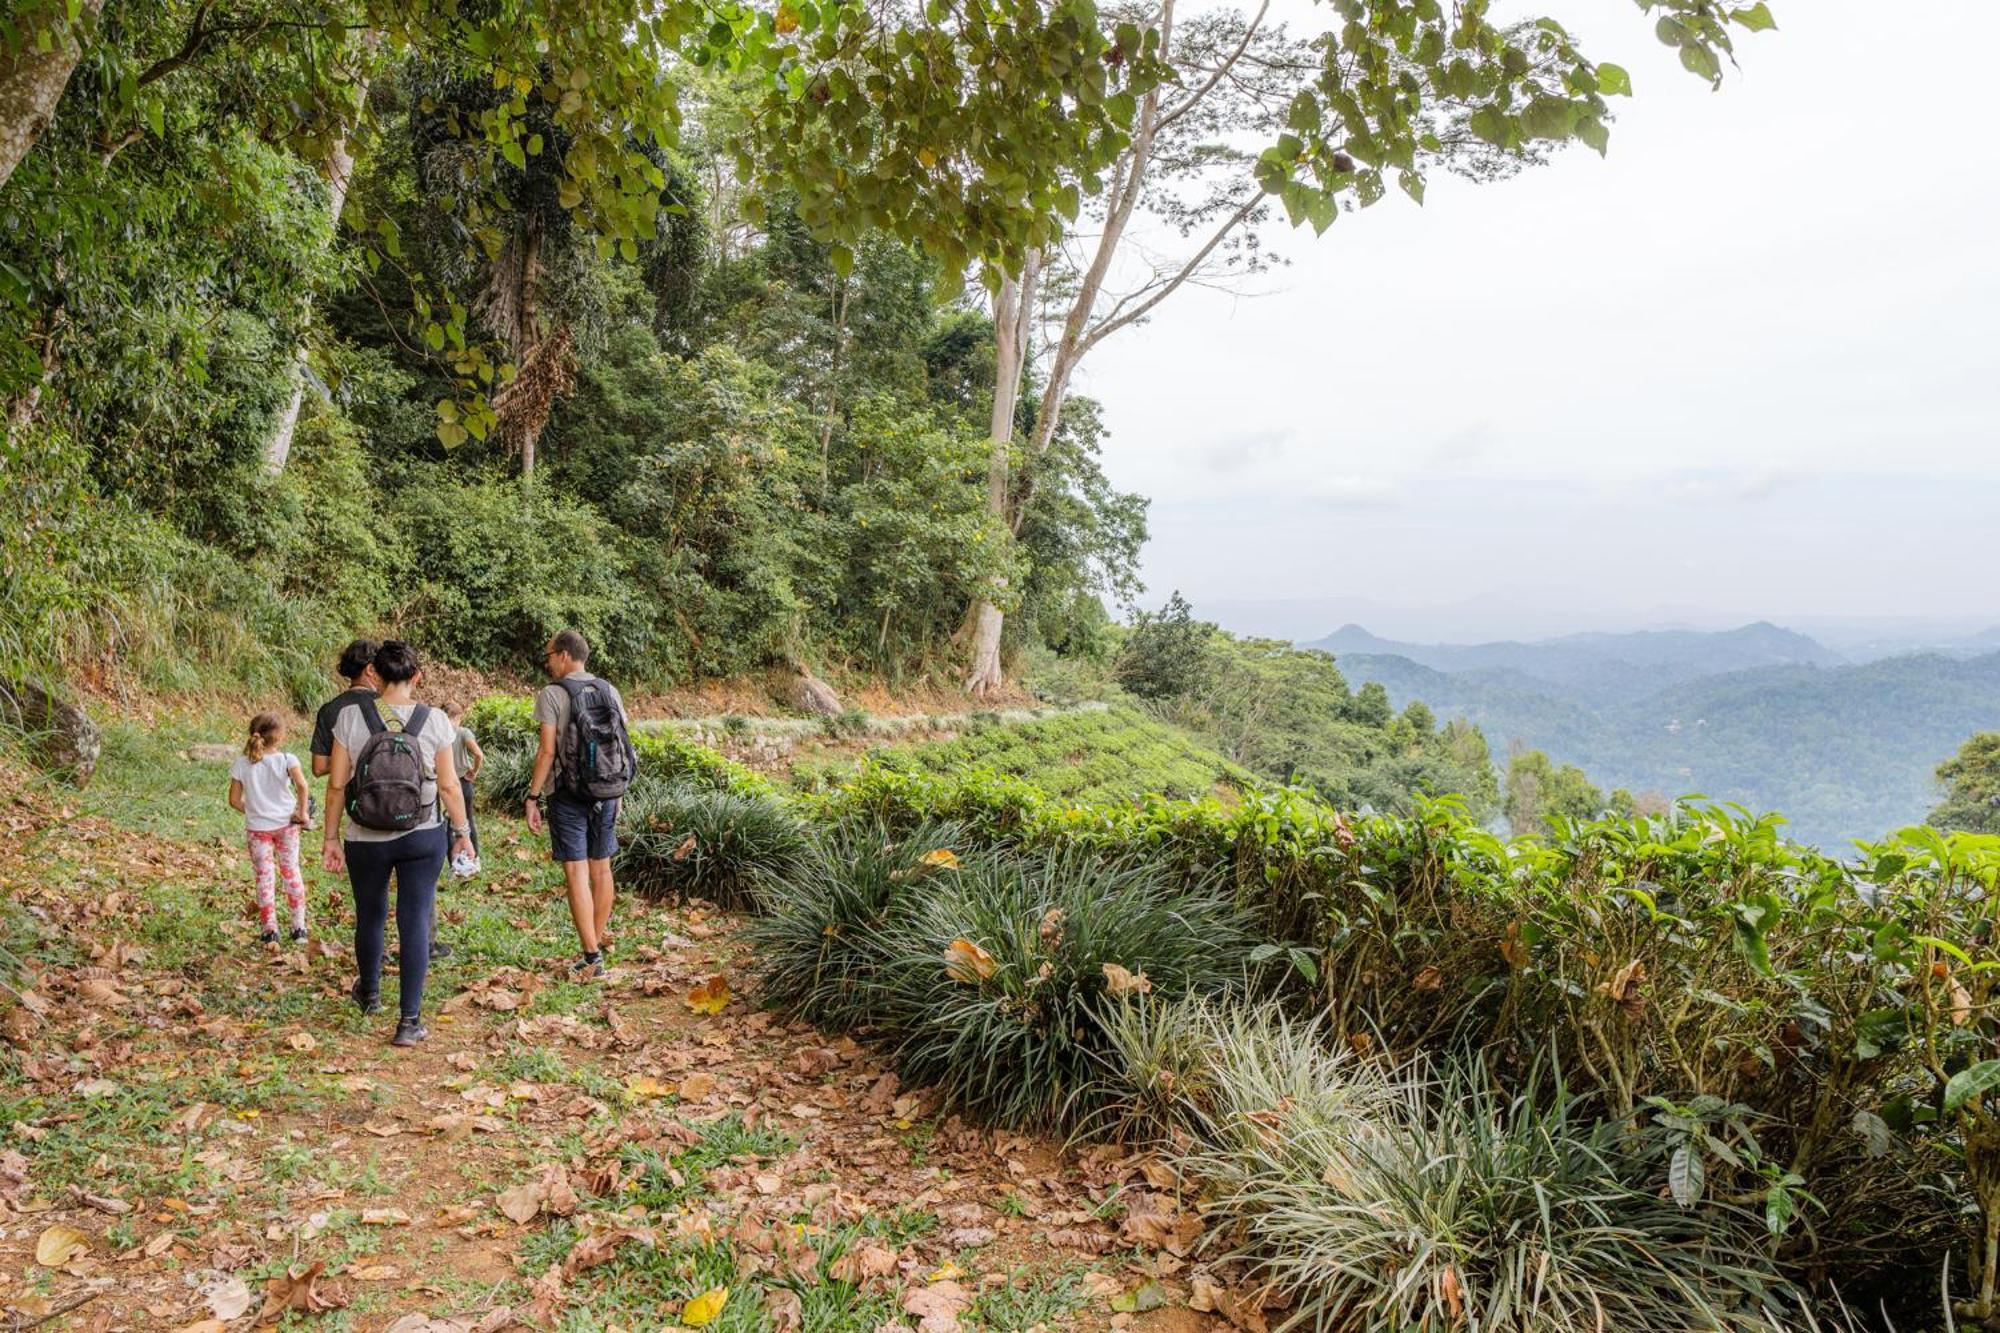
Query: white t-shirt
331 700 458 843
230 751 303 832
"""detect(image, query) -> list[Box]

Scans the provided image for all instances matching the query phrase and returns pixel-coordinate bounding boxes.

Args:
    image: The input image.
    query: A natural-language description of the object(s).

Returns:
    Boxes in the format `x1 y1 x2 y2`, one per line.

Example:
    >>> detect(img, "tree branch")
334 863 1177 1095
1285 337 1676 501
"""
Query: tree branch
1155 0 1269 136
1080 193 1261 356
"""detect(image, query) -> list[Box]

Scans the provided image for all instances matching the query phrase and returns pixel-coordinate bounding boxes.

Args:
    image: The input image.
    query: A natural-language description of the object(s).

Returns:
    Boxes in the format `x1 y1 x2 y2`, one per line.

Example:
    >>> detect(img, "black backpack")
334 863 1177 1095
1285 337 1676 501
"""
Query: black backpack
347 703 434 832
555 676 635 801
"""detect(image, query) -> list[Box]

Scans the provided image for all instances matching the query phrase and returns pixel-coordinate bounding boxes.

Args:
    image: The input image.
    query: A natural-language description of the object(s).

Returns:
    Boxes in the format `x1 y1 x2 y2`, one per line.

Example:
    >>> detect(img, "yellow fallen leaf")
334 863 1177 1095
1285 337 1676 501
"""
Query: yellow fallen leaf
927 1260 965 1282
1102 962 1152 998
627 1075 676 1099
35 1222 89 1267
685 975 730 1015
943 938 996 983
287 1031 317 1053
919 848 961 869
682 1284 729 1327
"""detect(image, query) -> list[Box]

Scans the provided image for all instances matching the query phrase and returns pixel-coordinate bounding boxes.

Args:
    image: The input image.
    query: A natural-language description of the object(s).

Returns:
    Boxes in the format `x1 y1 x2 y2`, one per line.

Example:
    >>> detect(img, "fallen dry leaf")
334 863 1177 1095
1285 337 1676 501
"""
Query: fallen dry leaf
919 848 961 870
361 1207 412 1226
828 1241 899 1284
203 1274 252 1321
681 1284 729 1327
260 1261 350 1319
287 1031 318 1052
680 1071 717 1101
903 1280 970 1333
1101 962 1152 998
942 938 996 984
627 1075 676 1099
685 975 731 1015
34 1222 89 1266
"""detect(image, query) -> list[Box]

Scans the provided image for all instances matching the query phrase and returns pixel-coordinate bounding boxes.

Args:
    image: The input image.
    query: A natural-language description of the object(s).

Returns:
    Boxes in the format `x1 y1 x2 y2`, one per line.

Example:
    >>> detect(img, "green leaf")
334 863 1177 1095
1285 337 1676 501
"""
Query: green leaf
1468 107 1509 147
1730 3 1777 32
1397 171 1424 205
1596 62 1633 96
829 244 854 279
437 420 469 448
1945 1060 2000 1116
1668 1144 1704 1207
1679 42 1722 83
1764 1182 1794 1236
1287 91 1321 135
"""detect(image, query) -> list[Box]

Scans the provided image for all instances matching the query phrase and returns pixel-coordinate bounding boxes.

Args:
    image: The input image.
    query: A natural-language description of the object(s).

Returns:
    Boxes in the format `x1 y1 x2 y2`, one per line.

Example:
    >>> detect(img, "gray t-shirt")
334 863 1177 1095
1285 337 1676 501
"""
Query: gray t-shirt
532 672 629 795
332 700 458 843
451 725 476 779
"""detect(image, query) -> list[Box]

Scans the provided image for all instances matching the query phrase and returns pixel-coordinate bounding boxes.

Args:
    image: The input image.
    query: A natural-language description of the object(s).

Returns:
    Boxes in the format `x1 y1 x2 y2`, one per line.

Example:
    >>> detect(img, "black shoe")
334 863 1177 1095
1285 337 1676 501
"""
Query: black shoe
429 939 453 959
351 979 381 1015
259 929 280 945
391 1017 429 1047
290 927 308 944
571 952 604 980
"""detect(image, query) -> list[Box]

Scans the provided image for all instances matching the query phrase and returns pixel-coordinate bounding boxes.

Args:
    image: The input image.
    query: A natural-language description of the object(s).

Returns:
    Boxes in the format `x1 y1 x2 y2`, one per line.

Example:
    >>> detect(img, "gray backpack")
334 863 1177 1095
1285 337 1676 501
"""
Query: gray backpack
347 704 433 832
555 677 635 801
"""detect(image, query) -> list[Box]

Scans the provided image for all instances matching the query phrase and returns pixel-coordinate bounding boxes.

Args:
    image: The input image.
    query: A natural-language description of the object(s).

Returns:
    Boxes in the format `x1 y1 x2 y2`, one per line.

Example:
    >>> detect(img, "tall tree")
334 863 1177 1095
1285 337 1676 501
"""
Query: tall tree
962 255 1040 695
954 0 1778 691
1930 733 2000 836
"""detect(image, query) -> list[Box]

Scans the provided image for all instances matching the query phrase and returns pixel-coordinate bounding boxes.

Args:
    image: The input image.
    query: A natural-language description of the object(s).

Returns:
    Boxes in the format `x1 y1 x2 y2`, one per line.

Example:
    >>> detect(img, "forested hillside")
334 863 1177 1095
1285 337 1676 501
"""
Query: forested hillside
1340 642 2000 847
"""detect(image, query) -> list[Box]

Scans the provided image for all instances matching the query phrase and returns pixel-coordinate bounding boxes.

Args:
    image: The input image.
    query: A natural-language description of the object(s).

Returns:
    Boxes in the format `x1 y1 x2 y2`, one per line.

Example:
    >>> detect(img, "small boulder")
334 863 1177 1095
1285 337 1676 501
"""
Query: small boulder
787 665 842 718
2 681 101 788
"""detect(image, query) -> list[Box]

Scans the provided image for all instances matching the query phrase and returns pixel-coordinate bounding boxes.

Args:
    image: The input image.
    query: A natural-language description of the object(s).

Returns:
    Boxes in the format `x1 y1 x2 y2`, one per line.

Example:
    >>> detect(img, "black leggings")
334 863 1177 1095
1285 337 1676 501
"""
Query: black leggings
346 824 445 1020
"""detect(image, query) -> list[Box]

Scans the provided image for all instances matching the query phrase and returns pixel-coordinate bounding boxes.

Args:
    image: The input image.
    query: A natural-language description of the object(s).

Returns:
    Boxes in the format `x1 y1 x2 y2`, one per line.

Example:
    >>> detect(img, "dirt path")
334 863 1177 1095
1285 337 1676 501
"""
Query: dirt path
0 730 1224 1332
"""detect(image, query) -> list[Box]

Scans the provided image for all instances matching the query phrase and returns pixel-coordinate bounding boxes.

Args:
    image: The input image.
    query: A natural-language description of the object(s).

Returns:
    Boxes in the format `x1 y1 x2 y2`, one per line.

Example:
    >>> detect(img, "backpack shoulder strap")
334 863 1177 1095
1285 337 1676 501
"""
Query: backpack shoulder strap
556 675 593 702
404 703 432 738
357 701 387 735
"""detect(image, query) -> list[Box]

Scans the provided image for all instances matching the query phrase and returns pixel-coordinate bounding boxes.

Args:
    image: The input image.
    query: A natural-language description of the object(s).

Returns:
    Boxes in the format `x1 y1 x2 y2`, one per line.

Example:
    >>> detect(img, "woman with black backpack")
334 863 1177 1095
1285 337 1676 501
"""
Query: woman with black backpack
320 640 473 1047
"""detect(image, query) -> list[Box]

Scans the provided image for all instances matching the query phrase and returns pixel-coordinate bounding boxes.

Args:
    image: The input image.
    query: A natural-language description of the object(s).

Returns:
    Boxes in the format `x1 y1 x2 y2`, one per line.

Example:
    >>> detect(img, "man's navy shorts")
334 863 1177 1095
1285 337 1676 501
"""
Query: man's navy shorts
548 792 619 863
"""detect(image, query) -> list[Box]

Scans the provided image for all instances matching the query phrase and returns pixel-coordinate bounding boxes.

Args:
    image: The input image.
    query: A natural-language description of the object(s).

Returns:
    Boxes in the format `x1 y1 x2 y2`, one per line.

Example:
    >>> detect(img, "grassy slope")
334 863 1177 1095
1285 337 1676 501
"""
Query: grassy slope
0 720 1193 1331
799 704 1254 804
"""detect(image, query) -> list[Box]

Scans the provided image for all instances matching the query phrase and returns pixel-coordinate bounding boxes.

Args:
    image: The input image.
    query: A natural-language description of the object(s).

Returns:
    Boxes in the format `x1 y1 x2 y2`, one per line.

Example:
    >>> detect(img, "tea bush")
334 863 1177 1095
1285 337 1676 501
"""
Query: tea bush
804 704 1254 804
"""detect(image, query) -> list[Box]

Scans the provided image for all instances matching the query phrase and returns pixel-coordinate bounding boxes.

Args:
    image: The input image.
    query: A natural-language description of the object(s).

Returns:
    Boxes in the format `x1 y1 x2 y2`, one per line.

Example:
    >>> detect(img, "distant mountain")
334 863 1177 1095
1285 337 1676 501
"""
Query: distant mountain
1304 622 1844 702
1331 648 2000 849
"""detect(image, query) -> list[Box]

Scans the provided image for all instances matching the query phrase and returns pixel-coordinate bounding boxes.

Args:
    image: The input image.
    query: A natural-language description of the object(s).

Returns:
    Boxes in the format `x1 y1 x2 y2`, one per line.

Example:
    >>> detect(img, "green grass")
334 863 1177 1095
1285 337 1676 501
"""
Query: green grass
802 705 1254 805
968 1264 1092 1330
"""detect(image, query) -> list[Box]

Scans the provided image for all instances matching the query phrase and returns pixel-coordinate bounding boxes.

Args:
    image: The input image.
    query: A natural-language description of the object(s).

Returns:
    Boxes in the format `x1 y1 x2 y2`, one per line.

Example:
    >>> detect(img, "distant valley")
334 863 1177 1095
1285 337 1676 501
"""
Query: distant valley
1301 622 2000 848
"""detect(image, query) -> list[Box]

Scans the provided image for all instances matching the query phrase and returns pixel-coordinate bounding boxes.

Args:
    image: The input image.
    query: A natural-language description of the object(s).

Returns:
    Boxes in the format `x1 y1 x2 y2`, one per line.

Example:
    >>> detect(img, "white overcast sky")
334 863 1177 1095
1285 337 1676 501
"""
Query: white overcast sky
1079 0 2000 642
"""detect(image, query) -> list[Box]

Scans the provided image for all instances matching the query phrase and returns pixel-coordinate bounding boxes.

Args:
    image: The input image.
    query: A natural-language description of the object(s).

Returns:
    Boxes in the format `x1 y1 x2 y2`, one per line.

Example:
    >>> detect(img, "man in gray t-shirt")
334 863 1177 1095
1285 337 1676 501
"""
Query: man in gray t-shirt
525 629 630 978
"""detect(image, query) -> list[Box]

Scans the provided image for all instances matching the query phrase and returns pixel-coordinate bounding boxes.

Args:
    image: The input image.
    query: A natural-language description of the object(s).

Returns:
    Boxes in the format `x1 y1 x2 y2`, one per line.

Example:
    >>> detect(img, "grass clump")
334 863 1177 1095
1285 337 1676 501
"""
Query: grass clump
1110 1001 1814 1333
756 828 1252 1129
617 781 811 908
744 818 972 1030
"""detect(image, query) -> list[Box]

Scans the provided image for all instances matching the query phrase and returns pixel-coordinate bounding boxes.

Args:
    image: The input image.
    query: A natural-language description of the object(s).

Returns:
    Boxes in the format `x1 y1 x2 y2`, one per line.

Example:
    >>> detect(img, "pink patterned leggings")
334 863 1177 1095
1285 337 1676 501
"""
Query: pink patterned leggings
246 826 307 932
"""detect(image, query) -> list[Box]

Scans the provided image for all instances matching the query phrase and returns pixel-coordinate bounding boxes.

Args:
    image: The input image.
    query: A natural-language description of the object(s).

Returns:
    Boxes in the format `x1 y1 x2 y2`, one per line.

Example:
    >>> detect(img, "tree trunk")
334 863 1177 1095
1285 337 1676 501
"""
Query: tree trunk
0 1 104 194
262 59 369 475
1009 0 1173 533
964 252 1040 697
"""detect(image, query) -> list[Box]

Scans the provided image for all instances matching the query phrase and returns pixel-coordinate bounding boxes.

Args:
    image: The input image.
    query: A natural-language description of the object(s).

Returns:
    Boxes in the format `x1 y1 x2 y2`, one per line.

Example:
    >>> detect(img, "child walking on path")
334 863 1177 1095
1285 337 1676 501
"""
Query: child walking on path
229 714 312 945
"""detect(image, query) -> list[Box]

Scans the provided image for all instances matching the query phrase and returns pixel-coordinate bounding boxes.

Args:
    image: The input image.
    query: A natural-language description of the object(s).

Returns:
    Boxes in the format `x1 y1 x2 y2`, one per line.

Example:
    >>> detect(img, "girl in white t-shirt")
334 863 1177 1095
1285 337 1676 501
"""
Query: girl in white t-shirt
228 713 313 944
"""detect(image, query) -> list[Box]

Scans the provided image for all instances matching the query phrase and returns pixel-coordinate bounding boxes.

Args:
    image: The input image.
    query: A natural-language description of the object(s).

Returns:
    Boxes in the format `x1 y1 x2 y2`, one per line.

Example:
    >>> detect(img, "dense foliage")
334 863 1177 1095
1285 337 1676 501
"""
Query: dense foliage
1117 596 1501 818
459 702 2000 1325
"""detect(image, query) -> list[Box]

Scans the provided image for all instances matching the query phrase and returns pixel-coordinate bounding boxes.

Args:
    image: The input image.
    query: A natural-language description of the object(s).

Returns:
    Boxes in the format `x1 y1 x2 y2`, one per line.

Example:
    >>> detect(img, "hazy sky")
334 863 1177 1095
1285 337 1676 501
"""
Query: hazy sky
1079 0 2000 641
